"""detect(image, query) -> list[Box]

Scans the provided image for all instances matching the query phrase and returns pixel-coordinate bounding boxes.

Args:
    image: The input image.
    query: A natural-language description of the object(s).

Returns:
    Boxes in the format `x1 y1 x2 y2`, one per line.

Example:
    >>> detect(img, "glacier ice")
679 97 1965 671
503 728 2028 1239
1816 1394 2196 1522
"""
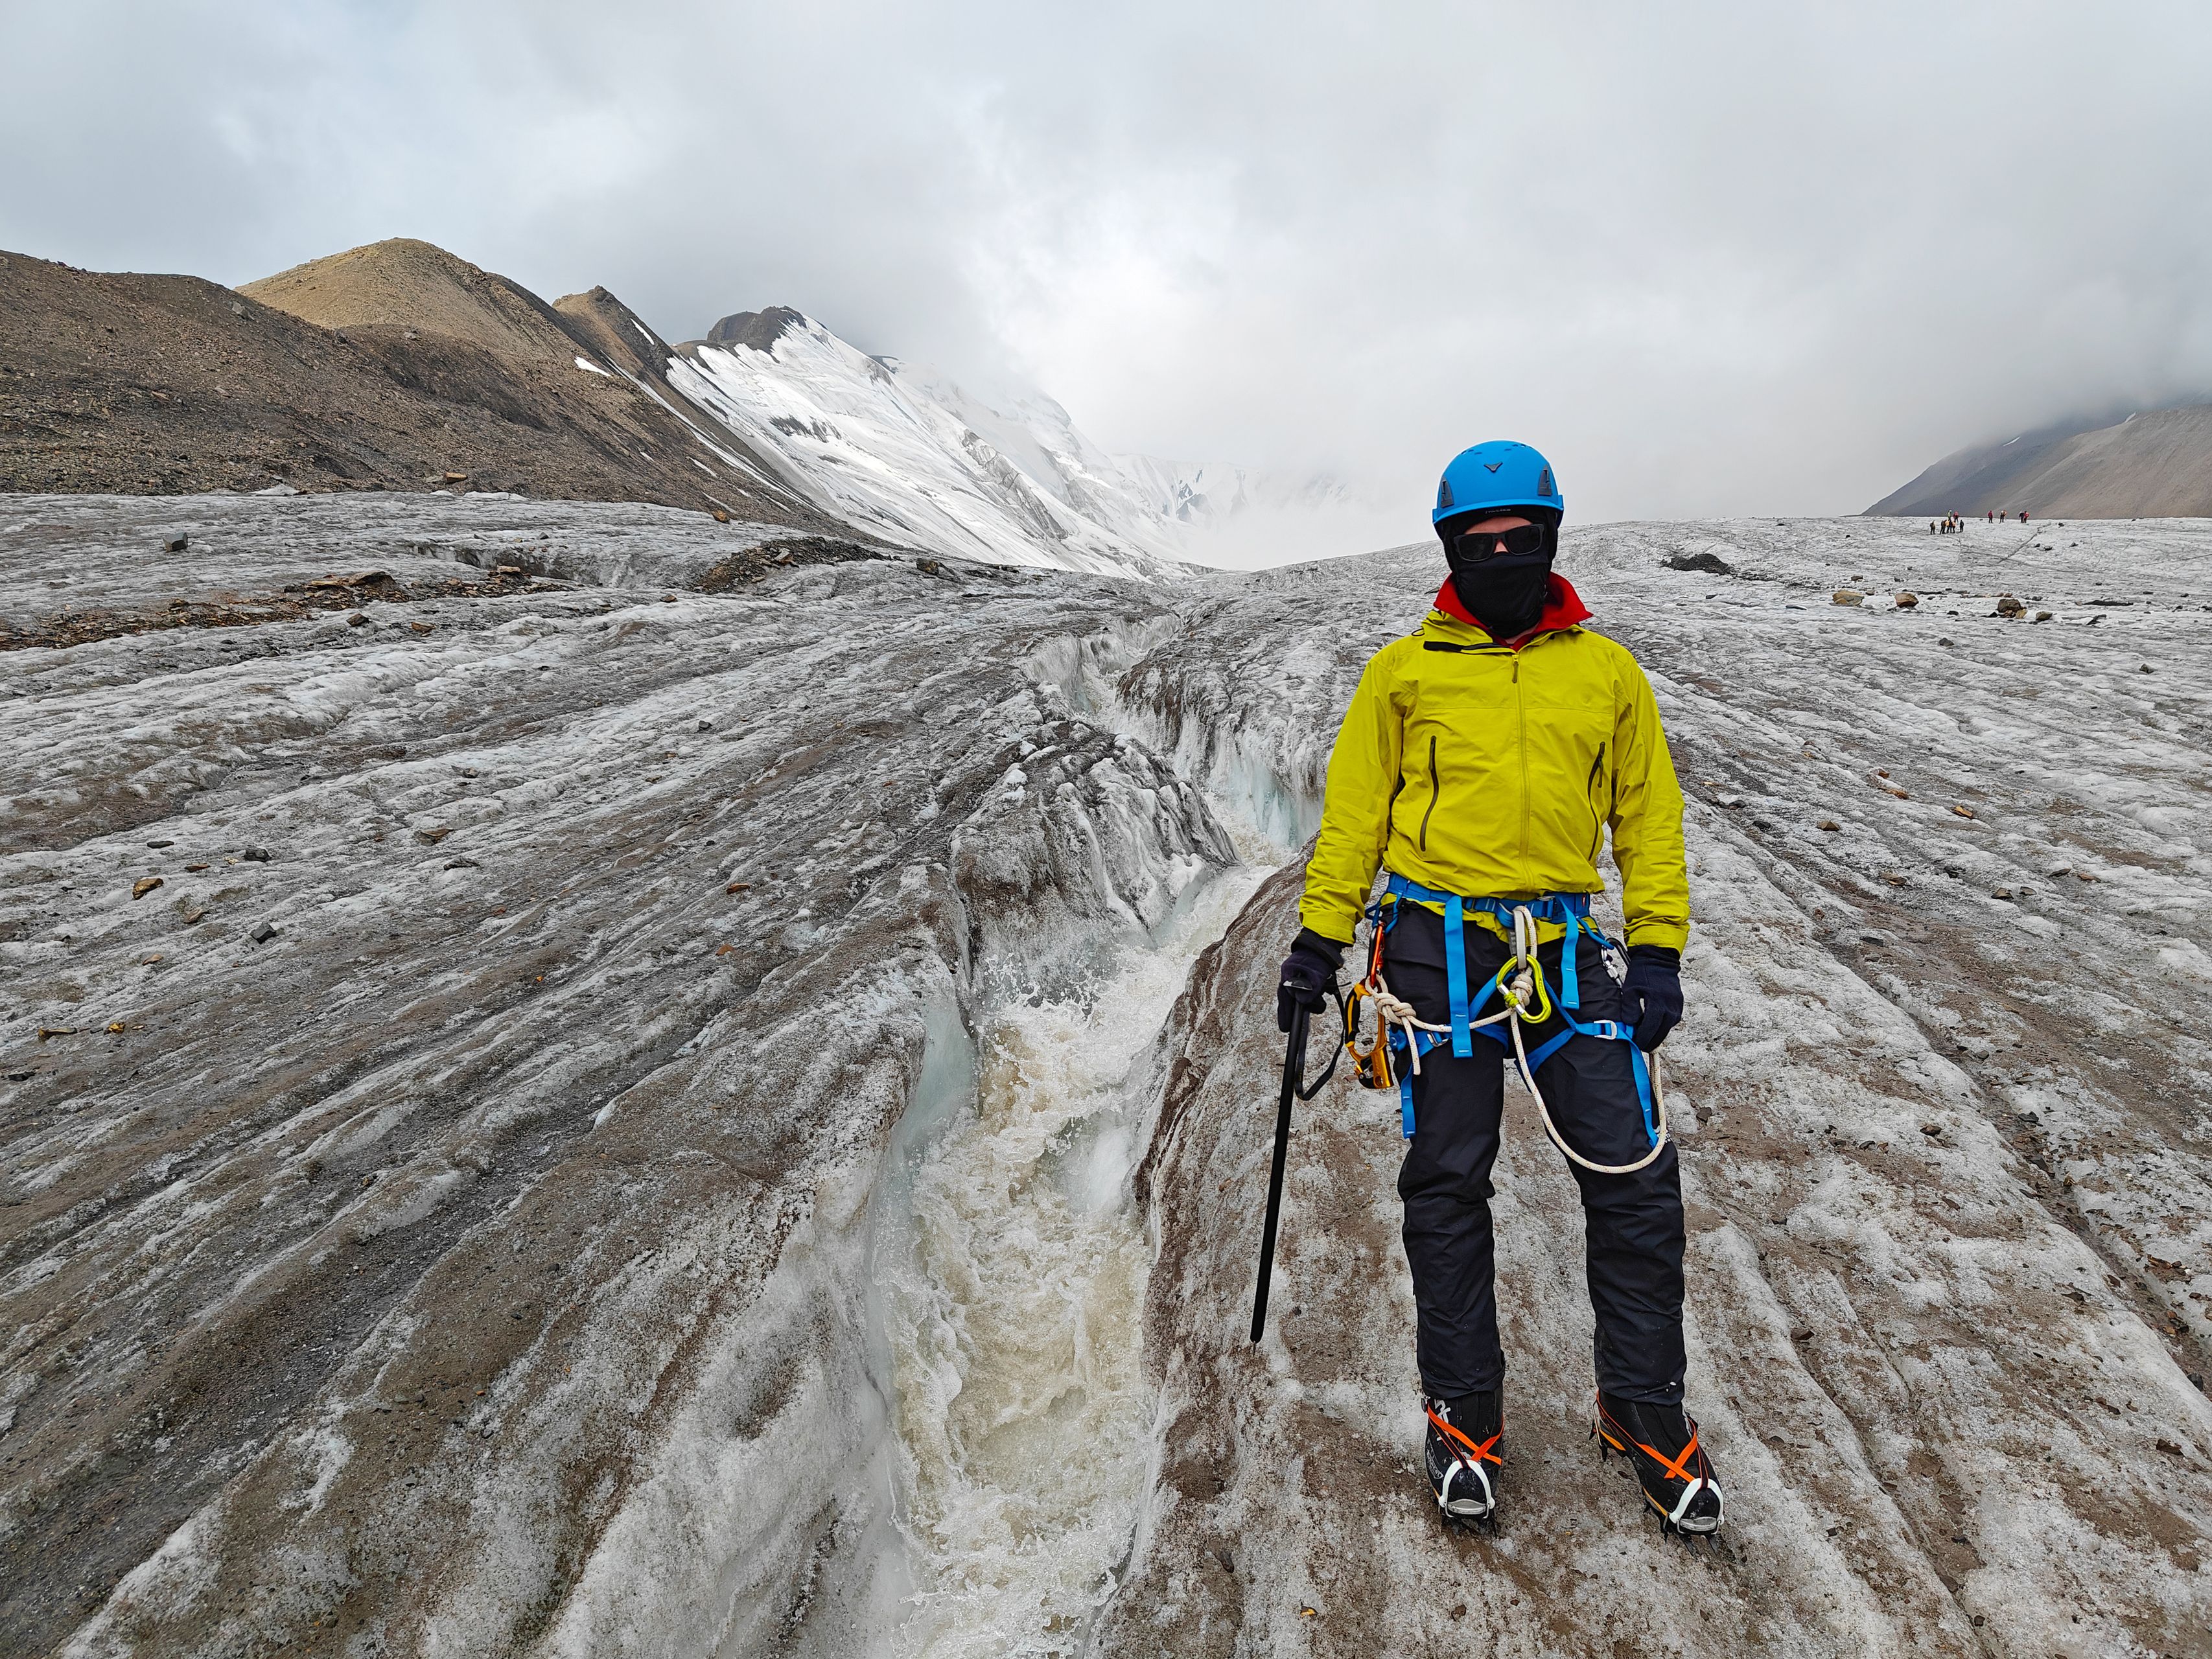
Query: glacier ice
9 498 2212 1658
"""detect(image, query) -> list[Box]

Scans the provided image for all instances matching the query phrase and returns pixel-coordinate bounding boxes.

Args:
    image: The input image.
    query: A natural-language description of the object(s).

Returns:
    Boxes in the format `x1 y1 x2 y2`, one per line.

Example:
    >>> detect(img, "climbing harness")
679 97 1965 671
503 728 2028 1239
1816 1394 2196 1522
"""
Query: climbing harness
1343 875 1668 1176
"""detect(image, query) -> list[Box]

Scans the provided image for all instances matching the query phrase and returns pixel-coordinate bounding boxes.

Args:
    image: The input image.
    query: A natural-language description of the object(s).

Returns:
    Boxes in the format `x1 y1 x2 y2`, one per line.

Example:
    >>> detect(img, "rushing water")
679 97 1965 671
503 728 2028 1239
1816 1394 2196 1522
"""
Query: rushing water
876 870 1266 1658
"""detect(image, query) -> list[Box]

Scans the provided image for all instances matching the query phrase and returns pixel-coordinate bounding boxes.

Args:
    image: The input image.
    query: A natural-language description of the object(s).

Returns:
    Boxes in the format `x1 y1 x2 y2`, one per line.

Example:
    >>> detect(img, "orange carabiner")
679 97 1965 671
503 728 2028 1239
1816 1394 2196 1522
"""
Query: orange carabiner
1343 980 1397 1091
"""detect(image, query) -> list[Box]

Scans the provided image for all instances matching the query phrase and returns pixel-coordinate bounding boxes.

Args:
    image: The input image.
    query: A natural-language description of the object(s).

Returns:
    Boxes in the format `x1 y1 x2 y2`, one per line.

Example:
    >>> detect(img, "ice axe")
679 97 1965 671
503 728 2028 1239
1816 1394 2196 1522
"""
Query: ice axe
1251 987 1344 1343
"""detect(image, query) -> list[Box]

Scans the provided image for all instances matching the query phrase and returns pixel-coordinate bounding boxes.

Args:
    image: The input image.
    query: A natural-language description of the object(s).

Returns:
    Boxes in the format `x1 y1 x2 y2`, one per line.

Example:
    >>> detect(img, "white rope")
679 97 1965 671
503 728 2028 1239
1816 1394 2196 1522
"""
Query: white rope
1509 1001 1669 1176
1360 902 1669 1176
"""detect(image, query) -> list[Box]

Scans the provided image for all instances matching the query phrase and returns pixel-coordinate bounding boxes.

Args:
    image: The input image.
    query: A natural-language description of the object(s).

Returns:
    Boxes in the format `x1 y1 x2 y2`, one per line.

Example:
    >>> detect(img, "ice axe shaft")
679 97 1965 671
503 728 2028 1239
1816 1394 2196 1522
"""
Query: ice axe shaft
1250 1003 1309 1343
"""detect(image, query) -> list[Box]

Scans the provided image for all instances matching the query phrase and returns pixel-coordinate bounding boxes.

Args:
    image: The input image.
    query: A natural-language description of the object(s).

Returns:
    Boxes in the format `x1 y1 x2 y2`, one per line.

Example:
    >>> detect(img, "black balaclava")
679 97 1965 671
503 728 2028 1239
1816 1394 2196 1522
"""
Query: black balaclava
1441 509 1559 640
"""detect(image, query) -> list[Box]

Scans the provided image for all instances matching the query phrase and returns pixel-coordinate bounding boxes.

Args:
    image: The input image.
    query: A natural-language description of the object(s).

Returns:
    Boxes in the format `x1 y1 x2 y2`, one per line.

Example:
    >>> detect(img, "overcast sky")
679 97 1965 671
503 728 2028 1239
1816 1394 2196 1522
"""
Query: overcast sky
7 1 2212 526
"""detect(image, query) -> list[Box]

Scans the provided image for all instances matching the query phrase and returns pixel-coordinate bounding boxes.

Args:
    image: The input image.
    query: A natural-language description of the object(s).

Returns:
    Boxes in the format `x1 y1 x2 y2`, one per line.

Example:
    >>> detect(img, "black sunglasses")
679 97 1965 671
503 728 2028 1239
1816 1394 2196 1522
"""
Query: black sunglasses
1451 522 1550 562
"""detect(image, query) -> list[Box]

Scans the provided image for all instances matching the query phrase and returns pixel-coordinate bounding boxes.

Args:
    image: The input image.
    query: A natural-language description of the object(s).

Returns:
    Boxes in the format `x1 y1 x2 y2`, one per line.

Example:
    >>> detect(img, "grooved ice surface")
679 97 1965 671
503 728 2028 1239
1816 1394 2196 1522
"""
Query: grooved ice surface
0 494 1235 1657
1097 517 2212 1657
1 493 807 637
10 500 2212 1657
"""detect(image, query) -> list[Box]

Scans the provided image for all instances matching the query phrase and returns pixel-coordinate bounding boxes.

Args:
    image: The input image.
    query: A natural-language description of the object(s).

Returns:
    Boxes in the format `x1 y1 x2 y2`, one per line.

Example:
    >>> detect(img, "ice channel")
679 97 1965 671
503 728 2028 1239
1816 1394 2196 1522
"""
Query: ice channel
861 636 1295 1657
868 862 1270 1658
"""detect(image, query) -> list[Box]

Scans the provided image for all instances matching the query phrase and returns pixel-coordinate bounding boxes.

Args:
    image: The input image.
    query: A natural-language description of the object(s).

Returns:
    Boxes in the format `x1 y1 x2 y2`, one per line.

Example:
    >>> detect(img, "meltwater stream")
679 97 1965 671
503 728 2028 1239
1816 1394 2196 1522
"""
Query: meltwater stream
874 869 1268 1658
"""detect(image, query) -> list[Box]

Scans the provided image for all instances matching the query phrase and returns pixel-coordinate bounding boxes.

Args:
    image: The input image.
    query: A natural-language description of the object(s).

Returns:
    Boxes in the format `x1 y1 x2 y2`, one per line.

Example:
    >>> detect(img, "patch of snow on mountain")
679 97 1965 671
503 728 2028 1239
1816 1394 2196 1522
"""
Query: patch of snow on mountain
666 319 1183 581
876 360 1154 535
664 312 1393 575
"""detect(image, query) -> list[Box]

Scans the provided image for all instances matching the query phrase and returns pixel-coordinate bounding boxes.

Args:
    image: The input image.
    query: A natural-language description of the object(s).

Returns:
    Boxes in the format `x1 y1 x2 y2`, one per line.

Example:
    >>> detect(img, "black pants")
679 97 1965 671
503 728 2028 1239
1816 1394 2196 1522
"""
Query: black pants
1384 903 1686 1405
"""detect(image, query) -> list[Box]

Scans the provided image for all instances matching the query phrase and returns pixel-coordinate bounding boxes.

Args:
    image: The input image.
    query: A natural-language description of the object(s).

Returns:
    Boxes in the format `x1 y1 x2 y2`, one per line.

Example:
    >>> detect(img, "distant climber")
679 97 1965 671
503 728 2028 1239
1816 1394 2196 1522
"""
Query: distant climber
1276 441 1723 1538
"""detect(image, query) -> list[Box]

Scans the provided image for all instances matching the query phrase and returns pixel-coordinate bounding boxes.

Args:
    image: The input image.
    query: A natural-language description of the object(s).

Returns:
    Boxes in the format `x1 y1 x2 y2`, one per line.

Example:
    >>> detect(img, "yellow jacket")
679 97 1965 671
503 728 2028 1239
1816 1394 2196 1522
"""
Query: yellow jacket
1299 579 1690 951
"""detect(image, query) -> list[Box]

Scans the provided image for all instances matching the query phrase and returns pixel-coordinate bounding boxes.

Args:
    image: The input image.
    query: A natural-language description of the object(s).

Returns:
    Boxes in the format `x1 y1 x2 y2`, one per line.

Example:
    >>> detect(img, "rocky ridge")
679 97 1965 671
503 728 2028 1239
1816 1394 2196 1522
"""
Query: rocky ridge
1870 400 2212 520
0 242 817 527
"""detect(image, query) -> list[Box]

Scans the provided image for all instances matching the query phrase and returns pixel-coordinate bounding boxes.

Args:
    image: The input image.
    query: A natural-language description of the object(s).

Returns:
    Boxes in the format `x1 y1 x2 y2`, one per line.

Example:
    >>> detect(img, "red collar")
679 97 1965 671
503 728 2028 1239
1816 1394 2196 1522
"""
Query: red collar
1433 572 1592 647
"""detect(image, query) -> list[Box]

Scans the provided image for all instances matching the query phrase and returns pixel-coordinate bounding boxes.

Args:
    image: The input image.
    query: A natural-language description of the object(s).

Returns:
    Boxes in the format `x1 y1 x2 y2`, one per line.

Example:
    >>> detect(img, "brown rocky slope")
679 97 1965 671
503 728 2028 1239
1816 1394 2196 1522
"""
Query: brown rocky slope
1869 401 2212 520
0 240 819 524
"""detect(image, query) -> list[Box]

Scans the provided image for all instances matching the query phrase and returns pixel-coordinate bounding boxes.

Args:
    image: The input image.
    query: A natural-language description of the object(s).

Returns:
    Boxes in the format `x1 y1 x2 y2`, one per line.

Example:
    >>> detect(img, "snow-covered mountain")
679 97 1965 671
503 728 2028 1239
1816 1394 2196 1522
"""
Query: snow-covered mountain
667 307 1392 575
879 360 1406 568
666 310 1180 579
4 235 1397 576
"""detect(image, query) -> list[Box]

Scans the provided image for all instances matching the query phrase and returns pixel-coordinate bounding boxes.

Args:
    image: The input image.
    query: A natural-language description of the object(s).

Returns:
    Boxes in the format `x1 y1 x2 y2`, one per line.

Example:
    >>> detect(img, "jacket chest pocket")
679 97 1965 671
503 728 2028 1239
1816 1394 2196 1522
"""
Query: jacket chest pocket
1417 733 1441 850
1401 706 1516 852
1524 693 1614 857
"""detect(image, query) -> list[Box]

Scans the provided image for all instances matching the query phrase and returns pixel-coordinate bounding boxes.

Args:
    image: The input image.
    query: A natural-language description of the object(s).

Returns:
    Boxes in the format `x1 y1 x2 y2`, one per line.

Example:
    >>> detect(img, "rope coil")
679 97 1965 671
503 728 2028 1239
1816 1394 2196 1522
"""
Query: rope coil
1351 898 1668 1176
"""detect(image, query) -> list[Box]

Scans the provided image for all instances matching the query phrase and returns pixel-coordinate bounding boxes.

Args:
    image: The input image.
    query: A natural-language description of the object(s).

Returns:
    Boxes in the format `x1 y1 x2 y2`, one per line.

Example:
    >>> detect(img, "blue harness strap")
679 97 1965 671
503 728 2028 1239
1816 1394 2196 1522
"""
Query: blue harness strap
1375 874 1657 1146
1522 1018 1657 1144
1443 894 1473 1058
1557 909 1581 1010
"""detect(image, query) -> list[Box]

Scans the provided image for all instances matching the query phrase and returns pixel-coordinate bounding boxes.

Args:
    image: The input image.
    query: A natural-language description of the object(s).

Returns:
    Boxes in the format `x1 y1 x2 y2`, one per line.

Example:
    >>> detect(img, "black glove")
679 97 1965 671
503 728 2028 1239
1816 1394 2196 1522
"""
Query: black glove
1622 944 1683 1051
1277 929 1344 1033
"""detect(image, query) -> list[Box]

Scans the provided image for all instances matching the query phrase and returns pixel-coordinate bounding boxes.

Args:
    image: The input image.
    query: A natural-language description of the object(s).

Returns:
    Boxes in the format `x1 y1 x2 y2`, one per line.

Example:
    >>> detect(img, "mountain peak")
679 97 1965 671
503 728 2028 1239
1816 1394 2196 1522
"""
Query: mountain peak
704 307 808 352
240 237 579 365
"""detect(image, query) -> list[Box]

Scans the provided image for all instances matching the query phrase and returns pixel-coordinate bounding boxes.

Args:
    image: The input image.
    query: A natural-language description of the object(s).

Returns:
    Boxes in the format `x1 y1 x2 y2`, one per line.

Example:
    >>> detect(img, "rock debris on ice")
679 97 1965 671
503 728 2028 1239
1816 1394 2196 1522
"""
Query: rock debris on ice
1094 515 2212 1659
5 502 2211 1658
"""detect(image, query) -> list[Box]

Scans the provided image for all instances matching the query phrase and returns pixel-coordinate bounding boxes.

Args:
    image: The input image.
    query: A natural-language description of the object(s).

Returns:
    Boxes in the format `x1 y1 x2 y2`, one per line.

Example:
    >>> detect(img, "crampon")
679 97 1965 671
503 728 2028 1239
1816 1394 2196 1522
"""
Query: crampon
1424 1393 1502 1529
1594 1392 1725 1544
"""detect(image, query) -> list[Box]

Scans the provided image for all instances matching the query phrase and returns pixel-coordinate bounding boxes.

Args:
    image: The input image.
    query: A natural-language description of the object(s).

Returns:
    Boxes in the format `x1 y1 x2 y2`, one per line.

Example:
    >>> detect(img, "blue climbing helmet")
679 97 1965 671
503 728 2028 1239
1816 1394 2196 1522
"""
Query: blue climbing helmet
1433 440 1564 531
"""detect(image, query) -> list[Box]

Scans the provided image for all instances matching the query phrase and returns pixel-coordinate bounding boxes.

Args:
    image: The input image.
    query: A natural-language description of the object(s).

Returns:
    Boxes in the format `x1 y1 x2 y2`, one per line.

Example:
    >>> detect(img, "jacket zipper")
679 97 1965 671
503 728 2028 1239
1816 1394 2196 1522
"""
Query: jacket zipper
1587 742 1607 861
1418 736 1439 850
1514 658 1530 863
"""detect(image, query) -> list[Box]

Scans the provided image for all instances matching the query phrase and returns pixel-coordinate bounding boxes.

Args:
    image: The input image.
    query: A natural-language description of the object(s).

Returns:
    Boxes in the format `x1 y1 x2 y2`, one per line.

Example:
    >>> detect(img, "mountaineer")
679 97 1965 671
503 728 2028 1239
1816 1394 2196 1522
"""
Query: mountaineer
1276 441 1723 1538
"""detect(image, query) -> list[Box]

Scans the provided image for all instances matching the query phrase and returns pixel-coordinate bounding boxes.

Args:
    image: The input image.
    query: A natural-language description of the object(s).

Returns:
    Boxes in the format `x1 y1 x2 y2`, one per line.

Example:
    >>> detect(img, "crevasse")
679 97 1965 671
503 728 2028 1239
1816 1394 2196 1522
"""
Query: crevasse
865 625 1302 1657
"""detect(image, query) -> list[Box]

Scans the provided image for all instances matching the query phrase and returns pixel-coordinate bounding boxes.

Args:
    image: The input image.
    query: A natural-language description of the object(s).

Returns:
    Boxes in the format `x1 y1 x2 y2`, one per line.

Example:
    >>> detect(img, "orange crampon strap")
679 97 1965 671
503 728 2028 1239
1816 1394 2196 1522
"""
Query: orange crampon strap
1596 1400 1705 1488
1596 1395 1723 1531
1636 1427 1702 1487
1425 1406 1502 1470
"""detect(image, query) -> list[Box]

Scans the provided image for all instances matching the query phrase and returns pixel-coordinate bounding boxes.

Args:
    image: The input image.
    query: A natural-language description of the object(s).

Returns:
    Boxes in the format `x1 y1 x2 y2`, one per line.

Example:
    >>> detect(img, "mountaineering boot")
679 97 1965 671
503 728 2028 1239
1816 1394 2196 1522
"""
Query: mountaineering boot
1594 1392 1724 1536
1423 1391 1502 1524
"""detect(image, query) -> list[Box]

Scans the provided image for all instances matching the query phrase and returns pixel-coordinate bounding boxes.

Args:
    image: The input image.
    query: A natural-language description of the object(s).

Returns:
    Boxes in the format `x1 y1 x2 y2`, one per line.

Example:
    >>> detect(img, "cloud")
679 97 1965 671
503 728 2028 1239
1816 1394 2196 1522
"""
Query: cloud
8 0 2212 525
